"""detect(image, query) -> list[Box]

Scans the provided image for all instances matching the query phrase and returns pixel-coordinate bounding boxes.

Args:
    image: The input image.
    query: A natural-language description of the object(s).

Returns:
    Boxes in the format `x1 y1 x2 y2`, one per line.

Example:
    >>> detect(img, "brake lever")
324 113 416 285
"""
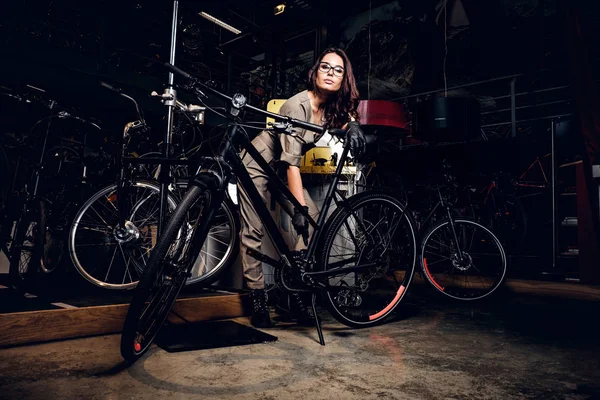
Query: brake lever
269 121 293 134
174 80 207 99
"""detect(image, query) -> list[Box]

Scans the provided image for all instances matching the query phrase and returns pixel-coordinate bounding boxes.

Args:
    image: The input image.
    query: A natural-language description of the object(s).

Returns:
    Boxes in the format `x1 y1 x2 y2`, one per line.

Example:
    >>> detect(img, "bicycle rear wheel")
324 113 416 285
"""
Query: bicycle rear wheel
420 218 507 300
9 200 47 286
120 183 220 362
318 192 417 328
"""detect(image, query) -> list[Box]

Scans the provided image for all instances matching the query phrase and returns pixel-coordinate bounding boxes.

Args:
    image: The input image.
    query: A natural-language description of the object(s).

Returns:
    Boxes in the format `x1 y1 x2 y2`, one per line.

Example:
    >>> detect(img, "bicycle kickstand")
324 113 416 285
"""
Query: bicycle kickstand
312 293 325 346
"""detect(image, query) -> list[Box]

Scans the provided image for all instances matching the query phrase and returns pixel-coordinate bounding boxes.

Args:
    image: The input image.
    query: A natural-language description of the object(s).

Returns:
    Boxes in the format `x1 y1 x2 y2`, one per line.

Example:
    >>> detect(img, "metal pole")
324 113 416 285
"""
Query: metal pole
168 1 178 84
510 78 517 138
159 0 179 236
551 118 556 268
227 52 232 93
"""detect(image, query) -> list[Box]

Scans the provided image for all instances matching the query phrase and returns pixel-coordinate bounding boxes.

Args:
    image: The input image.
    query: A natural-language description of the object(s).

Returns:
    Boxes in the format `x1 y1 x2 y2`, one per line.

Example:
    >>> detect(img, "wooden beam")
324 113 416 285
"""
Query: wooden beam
0 293 248 348
412 274 600 301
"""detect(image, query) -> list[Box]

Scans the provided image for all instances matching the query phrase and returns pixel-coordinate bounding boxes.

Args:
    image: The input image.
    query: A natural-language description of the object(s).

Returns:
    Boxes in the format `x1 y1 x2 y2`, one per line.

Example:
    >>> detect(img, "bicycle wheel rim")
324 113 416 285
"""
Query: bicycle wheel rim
320 194 417 327
130 267 188 357
11 200 46 283
421 218 507 300
69 181 177 290
121 184 207 362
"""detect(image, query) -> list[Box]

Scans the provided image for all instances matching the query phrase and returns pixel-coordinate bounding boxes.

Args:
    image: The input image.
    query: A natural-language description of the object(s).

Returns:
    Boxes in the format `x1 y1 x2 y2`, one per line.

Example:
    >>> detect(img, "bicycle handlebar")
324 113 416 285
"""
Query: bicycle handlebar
100 81 145 123
162 62 325 135
100 81 121 93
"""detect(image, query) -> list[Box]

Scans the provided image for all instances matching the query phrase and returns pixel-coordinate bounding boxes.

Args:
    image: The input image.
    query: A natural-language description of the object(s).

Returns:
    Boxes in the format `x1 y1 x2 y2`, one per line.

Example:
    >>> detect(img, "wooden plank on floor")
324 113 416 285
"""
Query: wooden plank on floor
0 293 248 348
415 277 600 301
168 294 248 324
411 274 600 301
505 279 600 301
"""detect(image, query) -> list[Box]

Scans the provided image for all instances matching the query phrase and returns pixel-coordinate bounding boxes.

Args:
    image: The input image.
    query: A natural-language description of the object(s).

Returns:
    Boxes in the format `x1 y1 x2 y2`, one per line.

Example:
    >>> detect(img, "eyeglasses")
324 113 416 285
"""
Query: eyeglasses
318 62 345 77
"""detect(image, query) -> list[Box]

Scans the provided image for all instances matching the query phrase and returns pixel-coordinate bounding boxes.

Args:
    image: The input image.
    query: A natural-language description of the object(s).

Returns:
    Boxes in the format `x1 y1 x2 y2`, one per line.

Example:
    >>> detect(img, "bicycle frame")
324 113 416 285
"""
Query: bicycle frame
216 125 357 279
419 186 466 260
513 154 551 189
176 124 374 346
171 122 379 289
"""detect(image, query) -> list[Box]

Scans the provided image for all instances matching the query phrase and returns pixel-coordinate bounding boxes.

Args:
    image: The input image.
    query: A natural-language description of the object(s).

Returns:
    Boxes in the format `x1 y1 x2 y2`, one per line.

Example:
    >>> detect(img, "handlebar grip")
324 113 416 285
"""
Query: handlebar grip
163 63 193 80
293 118 325 134
99 81 120 93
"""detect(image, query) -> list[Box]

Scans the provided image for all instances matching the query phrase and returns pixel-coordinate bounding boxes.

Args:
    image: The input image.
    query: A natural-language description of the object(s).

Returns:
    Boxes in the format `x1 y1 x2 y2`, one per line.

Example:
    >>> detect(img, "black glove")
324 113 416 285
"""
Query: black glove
292 206 310 246
346 121 366 160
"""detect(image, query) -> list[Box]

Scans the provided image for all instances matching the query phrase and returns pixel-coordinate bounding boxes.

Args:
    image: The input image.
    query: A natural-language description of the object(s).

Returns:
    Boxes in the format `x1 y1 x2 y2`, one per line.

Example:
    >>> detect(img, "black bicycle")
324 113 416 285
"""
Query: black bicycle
68 84 238 290
120 64 418 362
357 159 508 301
1 88 101 288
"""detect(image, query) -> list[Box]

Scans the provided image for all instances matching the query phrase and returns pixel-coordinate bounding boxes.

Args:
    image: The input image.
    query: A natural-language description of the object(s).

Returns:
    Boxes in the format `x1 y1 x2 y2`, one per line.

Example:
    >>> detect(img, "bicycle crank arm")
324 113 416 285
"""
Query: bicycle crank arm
246 248 287 269
302 262 378 279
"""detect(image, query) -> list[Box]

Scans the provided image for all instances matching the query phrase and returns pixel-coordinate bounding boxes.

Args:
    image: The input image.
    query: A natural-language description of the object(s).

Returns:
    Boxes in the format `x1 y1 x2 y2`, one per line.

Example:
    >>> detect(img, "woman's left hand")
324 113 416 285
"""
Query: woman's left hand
347 121 366 159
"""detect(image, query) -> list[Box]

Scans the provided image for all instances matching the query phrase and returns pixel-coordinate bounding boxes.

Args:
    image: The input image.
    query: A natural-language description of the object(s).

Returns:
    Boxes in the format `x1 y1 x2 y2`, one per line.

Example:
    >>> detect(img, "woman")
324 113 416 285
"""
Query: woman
238 47 366 328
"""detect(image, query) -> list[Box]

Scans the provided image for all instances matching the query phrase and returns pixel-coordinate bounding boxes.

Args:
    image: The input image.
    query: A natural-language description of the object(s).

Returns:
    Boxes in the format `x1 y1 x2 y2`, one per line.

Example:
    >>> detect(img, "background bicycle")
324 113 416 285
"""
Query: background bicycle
0 86 104 289
68 83 239 290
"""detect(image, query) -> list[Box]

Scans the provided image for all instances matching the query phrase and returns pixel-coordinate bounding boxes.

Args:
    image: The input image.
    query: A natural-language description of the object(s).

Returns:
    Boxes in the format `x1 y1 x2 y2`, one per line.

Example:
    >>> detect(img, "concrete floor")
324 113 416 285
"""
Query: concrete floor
1 289 600 400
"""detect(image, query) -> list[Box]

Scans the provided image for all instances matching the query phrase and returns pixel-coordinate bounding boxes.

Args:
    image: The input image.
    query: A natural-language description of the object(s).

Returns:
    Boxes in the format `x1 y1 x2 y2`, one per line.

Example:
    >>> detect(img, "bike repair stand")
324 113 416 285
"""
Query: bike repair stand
153 1 277 352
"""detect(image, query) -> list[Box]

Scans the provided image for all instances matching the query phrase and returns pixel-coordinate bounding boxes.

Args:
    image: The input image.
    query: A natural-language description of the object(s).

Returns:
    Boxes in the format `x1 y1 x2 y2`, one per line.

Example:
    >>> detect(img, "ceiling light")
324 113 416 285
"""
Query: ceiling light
199 11 241 35
274 4 285 15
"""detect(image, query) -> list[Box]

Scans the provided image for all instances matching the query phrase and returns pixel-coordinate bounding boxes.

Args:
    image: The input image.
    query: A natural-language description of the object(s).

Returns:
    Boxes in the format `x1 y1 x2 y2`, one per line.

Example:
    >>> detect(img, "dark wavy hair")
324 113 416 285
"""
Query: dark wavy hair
307 47 360 130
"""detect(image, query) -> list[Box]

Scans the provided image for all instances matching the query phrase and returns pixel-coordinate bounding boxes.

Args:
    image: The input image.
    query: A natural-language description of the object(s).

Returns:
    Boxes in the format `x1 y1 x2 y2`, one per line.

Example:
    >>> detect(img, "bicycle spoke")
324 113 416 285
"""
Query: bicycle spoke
75 242 119 247
104 246 119 282
118 243 133 284
425 255 452 265
104 195 118 212
89 205 109 227
79 226 110 233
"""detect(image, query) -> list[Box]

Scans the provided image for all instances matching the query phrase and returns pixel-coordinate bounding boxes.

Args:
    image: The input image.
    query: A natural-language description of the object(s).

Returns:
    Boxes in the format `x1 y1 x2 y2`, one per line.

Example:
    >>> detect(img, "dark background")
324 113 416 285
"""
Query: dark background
1 0 594 128
1 0 600 273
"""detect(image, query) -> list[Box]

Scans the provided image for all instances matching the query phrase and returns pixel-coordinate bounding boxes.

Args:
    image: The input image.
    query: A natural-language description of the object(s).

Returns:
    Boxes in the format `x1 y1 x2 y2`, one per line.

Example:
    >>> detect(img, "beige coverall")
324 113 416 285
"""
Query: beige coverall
238 90 321 290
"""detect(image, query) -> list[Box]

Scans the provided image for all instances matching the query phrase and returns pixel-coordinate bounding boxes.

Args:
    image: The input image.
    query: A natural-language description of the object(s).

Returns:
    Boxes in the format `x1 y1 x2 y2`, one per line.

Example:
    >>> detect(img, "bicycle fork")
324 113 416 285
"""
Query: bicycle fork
438 188 465 261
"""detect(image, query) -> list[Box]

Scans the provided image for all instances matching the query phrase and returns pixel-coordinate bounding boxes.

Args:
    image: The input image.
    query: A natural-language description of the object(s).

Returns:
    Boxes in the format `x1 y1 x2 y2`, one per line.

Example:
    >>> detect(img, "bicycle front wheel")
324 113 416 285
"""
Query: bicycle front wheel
121 182 224 362
318 192 417 328
69 181 178 290
420 218 507 300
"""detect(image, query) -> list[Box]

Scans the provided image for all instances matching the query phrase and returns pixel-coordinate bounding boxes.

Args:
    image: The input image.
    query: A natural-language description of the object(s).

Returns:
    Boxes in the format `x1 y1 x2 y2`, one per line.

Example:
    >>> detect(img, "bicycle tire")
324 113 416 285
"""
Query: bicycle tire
69 181 178 290
318 192 417 328
70 180 239 290
420 218 507 300
121 182 221 362
9 200 46 285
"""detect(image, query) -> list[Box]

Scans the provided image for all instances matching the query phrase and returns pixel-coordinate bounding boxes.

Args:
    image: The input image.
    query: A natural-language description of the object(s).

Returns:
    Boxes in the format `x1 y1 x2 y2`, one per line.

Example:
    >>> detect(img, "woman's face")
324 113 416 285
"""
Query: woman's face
315 52 345 94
